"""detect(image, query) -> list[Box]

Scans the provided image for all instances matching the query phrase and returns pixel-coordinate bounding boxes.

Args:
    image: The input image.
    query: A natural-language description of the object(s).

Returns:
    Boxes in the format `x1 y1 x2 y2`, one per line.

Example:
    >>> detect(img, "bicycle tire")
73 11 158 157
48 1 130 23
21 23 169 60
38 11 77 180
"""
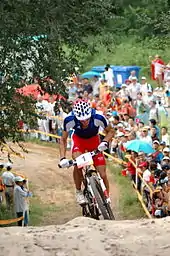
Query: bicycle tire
83 188 100 220
89 175 112 220
95 178 115 220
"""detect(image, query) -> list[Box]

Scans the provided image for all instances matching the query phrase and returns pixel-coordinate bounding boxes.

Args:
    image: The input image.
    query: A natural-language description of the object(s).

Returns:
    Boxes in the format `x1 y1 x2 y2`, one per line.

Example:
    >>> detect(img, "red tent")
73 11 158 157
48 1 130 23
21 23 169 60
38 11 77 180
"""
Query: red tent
17 84 66 101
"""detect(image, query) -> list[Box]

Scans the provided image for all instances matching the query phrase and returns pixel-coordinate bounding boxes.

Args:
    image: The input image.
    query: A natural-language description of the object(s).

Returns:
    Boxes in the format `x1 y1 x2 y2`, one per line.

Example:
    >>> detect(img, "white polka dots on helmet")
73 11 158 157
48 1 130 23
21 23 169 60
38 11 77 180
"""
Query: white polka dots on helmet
73 99 92 120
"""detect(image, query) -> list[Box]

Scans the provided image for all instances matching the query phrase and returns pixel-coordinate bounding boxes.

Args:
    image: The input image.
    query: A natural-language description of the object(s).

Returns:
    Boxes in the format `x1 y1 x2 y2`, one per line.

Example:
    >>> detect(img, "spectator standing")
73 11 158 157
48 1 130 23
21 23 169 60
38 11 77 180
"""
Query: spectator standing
149 100 159 123
0 164 5 205
1 163 15 210
104 64 114 88
14 176 32 227
129 70 136 81
91 76 100 96
128 77 141 102
82 78 93 94
139 127 152 145
68 80 77 101
140 77 153 101
149 119 160 139
150 54 165 90
161 127 170 147
165 77 170 107
116 84 129 98
152 141 164 164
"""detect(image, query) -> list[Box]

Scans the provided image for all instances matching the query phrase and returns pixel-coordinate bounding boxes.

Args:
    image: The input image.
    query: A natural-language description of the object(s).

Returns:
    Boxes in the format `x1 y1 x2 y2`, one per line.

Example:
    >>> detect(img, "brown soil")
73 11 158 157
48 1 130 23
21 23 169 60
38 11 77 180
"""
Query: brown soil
11 142 119 224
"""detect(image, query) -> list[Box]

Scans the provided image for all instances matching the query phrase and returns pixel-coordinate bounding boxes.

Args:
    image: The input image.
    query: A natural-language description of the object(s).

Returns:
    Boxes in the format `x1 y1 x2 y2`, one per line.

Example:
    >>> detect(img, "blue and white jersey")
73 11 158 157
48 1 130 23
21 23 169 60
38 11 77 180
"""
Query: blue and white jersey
63 109 109 139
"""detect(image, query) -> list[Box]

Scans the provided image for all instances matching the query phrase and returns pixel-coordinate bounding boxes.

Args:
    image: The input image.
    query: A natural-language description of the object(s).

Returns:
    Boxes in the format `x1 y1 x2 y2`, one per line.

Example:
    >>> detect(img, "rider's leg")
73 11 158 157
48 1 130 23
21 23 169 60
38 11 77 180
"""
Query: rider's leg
72 151 85 204
96 165 109 194
72 151 84 190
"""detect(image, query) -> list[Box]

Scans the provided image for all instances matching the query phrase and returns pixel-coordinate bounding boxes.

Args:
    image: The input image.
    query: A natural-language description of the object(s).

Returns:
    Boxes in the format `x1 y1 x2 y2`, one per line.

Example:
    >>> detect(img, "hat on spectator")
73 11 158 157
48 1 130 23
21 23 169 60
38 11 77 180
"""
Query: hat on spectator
122 84 127 88
138 161 148 168
138 151 145 156
141 76 146 80
160 141 166 145
162 156 170 161
163 147 170 153
131 76 137 80
15 176 24 182
116 132 125 137
125 127 131 131
147 89 153 93
162 164 170 171
142 127 148 131
153 140 160 145
125 79 131 84
117 123 124 128
154 186 162 193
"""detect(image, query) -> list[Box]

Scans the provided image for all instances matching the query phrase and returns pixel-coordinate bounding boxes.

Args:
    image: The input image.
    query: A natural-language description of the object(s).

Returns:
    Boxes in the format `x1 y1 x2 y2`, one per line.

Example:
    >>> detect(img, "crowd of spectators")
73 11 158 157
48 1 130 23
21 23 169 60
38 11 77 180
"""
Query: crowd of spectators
19 61 170 218
0 163 32 226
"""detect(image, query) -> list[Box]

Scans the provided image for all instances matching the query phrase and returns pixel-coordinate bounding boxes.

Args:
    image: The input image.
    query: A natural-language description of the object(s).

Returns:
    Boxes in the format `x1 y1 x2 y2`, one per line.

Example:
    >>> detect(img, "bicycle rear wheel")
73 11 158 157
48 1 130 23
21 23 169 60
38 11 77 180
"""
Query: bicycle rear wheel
89 175 115 220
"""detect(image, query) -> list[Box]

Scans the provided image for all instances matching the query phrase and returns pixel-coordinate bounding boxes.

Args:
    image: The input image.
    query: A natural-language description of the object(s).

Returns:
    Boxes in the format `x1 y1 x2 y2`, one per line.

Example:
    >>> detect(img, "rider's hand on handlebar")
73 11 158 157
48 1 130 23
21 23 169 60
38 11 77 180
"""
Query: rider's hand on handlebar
59 158 70 168
98 141 108 152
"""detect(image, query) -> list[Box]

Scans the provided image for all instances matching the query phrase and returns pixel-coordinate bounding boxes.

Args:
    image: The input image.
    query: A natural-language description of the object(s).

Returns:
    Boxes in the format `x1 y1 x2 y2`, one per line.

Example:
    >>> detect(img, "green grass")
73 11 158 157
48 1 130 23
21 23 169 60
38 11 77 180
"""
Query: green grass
108 163 145 219
24 136 59 149
29 197 62 226
82 36 170 85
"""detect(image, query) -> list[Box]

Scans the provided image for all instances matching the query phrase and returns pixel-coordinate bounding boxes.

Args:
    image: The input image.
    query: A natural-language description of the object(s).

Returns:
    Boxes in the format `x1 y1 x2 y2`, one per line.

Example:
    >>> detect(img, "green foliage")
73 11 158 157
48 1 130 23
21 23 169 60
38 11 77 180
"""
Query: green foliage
0 0 113 143
82 36 170 84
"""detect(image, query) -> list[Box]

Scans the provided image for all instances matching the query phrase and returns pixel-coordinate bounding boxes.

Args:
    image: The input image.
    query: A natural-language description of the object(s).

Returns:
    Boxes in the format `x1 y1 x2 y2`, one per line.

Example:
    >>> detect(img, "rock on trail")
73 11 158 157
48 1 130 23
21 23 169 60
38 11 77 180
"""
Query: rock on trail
1 217 170 256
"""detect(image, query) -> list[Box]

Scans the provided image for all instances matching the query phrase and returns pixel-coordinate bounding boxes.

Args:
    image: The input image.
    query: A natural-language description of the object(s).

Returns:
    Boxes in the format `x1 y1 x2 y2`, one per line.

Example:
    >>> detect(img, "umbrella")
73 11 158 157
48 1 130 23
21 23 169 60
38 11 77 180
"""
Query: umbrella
81 71 101 79
124 140 155 154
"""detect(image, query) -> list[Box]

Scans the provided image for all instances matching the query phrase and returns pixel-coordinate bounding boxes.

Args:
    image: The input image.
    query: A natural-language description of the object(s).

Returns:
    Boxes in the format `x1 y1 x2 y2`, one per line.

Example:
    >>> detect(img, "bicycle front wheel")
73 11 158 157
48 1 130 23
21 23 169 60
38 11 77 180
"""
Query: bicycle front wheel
89 175 114 220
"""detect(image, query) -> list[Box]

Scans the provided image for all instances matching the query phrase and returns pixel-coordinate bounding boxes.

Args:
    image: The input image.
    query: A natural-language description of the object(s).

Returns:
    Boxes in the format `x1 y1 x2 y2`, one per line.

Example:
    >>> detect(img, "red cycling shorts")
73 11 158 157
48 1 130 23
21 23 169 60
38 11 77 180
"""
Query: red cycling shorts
72 134 106 167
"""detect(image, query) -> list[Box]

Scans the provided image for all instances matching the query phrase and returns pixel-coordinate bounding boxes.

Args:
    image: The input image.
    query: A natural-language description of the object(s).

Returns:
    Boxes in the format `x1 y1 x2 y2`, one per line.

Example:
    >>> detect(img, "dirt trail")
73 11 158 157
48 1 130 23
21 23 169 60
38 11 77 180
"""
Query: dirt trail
1 217 170 256
12 142 119 224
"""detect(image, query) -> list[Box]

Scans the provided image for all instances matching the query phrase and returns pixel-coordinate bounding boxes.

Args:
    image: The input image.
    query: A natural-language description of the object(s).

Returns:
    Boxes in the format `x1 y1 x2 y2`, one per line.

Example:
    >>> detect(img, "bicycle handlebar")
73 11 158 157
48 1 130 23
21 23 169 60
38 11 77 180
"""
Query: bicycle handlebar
58 149 99 168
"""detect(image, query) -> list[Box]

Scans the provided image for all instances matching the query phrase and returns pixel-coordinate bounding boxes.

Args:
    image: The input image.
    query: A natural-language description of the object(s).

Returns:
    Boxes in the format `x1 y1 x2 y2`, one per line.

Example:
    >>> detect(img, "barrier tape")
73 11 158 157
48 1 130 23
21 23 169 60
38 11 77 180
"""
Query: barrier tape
0 216 23 225
19 128 152 219
132 181 152 219
125 155 153 195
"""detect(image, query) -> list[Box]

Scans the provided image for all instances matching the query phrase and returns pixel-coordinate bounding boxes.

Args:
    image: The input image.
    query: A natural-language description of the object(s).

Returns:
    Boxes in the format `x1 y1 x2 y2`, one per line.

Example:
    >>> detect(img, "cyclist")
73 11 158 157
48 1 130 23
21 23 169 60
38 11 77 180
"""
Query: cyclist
59 99 114 204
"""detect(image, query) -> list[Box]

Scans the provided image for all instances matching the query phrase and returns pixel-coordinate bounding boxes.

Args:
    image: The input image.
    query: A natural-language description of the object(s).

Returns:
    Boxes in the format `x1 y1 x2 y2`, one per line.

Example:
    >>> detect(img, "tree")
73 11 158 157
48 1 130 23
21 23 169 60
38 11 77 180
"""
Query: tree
0 0 113 144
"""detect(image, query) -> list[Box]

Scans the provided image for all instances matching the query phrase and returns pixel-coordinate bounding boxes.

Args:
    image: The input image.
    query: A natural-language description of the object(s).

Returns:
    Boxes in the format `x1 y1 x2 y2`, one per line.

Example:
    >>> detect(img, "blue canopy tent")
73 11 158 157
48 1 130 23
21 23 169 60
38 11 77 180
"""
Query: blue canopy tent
81 71 101 79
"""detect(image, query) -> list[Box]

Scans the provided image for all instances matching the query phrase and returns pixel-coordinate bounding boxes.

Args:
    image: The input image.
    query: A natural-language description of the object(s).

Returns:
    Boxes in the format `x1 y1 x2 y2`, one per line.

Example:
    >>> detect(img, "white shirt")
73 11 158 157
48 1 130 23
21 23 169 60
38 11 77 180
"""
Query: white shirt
149 107 158 122
143 169 151 183
14 185 28 212
140 83 152 96
104 68 114 87
140 136 153 145
2 171 15 186
162 134 170 146
128 83 141 100
154 62 164 76
92 80 100 96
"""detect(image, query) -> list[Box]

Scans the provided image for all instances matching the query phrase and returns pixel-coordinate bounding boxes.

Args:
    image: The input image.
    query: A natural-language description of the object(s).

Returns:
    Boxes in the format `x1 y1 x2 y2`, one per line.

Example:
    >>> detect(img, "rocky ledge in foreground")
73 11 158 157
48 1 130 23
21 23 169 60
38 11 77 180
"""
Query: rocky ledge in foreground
1 217 170 256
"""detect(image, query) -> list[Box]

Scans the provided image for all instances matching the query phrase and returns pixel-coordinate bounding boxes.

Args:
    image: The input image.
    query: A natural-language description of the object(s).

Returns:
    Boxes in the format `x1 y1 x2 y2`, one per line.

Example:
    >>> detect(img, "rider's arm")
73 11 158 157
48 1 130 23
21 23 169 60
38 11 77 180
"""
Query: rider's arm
103 124 115 143
59 131 69 159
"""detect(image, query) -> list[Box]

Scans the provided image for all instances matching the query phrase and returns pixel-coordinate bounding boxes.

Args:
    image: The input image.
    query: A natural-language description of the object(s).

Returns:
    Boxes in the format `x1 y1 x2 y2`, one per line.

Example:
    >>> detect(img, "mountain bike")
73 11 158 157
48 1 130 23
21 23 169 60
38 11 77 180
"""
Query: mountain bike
59 150 115 220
